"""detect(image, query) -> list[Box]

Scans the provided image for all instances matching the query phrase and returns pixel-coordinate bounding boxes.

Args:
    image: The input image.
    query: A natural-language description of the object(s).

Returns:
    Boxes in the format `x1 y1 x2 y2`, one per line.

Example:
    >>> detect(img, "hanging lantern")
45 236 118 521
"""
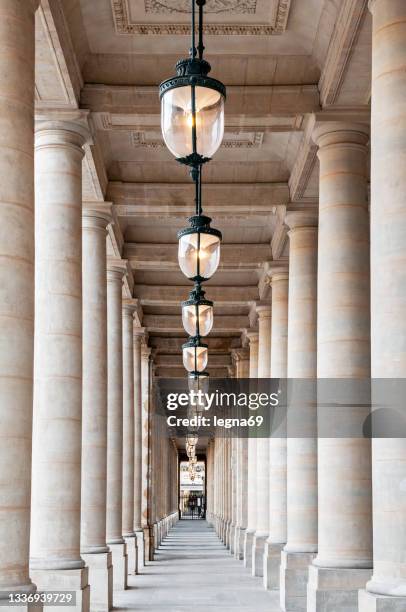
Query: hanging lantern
182 283 213 336
188 371 209 393
182 337 208 373
178 215 221 281
186 433 199 446
159 1 226 167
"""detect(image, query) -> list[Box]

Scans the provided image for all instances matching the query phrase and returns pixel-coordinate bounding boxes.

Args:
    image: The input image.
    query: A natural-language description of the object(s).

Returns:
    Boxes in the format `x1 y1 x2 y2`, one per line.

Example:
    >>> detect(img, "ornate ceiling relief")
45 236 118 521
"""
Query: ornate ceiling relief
131 130 264 149
144 1 257 14
111 0 291 35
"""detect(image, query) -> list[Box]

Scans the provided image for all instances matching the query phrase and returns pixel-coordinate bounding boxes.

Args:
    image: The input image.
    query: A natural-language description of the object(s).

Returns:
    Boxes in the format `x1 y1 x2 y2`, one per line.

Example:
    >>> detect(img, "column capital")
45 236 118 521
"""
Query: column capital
133 325 147 339
82 202 112 231
256 301 272 318
266 263 289 285
35 110 91 150
107 259 127 283
232 348 249 362
227 365 236 378
312 121 370 150
141 346 152 360
246 329 259 345
122 299 139 317
285 211 318 232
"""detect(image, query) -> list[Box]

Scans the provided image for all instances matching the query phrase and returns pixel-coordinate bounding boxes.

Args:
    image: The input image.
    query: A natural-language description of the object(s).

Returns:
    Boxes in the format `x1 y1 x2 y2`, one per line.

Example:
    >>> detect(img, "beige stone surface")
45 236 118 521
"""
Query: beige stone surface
0 0 37 598
364 0 406 604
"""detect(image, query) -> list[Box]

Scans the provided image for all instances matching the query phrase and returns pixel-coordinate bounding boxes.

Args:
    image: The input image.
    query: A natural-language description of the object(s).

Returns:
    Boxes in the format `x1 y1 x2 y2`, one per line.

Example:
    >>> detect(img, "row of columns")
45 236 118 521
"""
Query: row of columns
208 3 406 610
0 3 179 607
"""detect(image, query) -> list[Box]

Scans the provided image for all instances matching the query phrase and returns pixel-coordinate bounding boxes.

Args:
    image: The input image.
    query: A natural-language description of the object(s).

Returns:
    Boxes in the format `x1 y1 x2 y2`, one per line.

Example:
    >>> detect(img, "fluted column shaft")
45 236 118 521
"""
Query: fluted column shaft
308 122 372 611
264 271 288 590
31 120 88 572
252 305 272 577
361 1 406 608
0 0 38 599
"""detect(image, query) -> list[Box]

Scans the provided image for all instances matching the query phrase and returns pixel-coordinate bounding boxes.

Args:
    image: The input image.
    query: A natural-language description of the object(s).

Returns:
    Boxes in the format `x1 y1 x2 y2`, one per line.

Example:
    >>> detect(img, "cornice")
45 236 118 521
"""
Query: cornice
111 0 291 36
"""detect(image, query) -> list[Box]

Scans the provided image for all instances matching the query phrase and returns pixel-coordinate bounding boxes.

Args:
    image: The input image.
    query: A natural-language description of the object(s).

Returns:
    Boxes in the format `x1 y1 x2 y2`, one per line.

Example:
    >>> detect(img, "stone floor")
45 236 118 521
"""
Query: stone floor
114 520 281 611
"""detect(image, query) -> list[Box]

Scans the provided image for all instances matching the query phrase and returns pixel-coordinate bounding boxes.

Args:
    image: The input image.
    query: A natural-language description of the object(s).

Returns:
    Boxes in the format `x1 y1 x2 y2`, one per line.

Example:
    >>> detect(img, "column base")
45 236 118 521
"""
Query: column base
359 590 406 611
307 565 372 612
263 541 284 590
30 567 89 612
244 530 255 568
234 527 246 560
108 542 128 591
135 530 145 571
280 550 316 611
124 535 137 575
81 551 112 612
252 534 267 577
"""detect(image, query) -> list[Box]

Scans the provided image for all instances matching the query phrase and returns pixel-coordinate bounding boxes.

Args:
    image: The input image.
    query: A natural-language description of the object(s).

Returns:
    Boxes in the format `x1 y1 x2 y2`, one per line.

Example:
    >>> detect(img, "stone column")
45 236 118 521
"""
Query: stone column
81 204 113 612
308 122 372 612
244 331 259 567
106 263 128 590
234 350 249 560
280 212 318 611
0 0 38 605
133 328 145 571
0 0 38 609
252 304 272 577
122 302 138 575
30 116 90 611
264 269 289 590
360 2 406 610
141 345 152 563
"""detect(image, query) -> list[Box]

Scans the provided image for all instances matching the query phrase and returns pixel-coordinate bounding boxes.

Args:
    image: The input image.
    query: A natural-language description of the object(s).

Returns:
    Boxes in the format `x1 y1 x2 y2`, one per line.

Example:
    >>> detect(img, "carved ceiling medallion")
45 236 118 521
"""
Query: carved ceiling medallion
131 130 264 149
111 0 292 35
144 1 257 14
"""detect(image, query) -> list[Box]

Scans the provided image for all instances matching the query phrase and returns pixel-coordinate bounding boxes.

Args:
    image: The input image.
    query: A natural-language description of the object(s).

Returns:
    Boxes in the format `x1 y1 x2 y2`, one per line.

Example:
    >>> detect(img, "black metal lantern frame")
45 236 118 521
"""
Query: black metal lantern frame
182 282 213 335
159 0 226 171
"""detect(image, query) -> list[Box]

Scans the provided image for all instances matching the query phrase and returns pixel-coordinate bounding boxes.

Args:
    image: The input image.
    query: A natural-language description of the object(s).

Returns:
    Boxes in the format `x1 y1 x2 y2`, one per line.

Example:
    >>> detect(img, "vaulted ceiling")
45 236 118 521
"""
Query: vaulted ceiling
34 0 372 377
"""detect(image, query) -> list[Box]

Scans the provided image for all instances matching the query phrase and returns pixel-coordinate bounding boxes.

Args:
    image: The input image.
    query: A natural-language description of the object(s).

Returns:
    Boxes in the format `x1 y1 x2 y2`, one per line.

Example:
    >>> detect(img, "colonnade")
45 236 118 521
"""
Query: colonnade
0 3 178 609
207 3 406 611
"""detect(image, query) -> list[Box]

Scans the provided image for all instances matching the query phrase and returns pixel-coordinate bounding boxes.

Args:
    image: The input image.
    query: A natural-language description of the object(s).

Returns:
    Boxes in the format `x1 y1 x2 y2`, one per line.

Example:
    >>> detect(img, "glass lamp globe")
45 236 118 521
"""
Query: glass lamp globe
182 337 208 373
182 284 213 337
178 215 222 281
160 58 226 165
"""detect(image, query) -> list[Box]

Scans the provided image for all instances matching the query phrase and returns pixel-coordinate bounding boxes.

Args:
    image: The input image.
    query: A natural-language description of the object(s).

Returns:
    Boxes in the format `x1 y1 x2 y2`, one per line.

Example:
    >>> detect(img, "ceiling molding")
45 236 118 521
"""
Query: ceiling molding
288 115 318 203
319 0 369 107
35 0 83 108
111 0 291 36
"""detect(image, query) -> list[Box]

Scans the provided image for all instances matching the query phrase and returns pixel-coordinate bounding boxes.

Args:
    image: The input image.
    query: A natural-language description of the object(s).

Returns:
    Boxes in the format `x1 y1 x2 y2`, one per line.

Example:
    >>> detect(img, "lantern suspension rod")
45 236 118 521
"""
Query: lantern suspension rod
197 0 205 60
190 0 197 59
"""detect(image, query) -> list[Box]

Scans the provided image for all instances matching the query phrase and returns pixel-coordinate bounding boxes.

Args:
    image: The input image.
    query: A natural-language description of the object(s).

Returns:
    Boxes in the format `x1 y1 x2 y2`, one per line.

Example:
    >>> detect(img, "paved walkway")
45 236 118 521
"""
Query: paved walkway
115 520 281 611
